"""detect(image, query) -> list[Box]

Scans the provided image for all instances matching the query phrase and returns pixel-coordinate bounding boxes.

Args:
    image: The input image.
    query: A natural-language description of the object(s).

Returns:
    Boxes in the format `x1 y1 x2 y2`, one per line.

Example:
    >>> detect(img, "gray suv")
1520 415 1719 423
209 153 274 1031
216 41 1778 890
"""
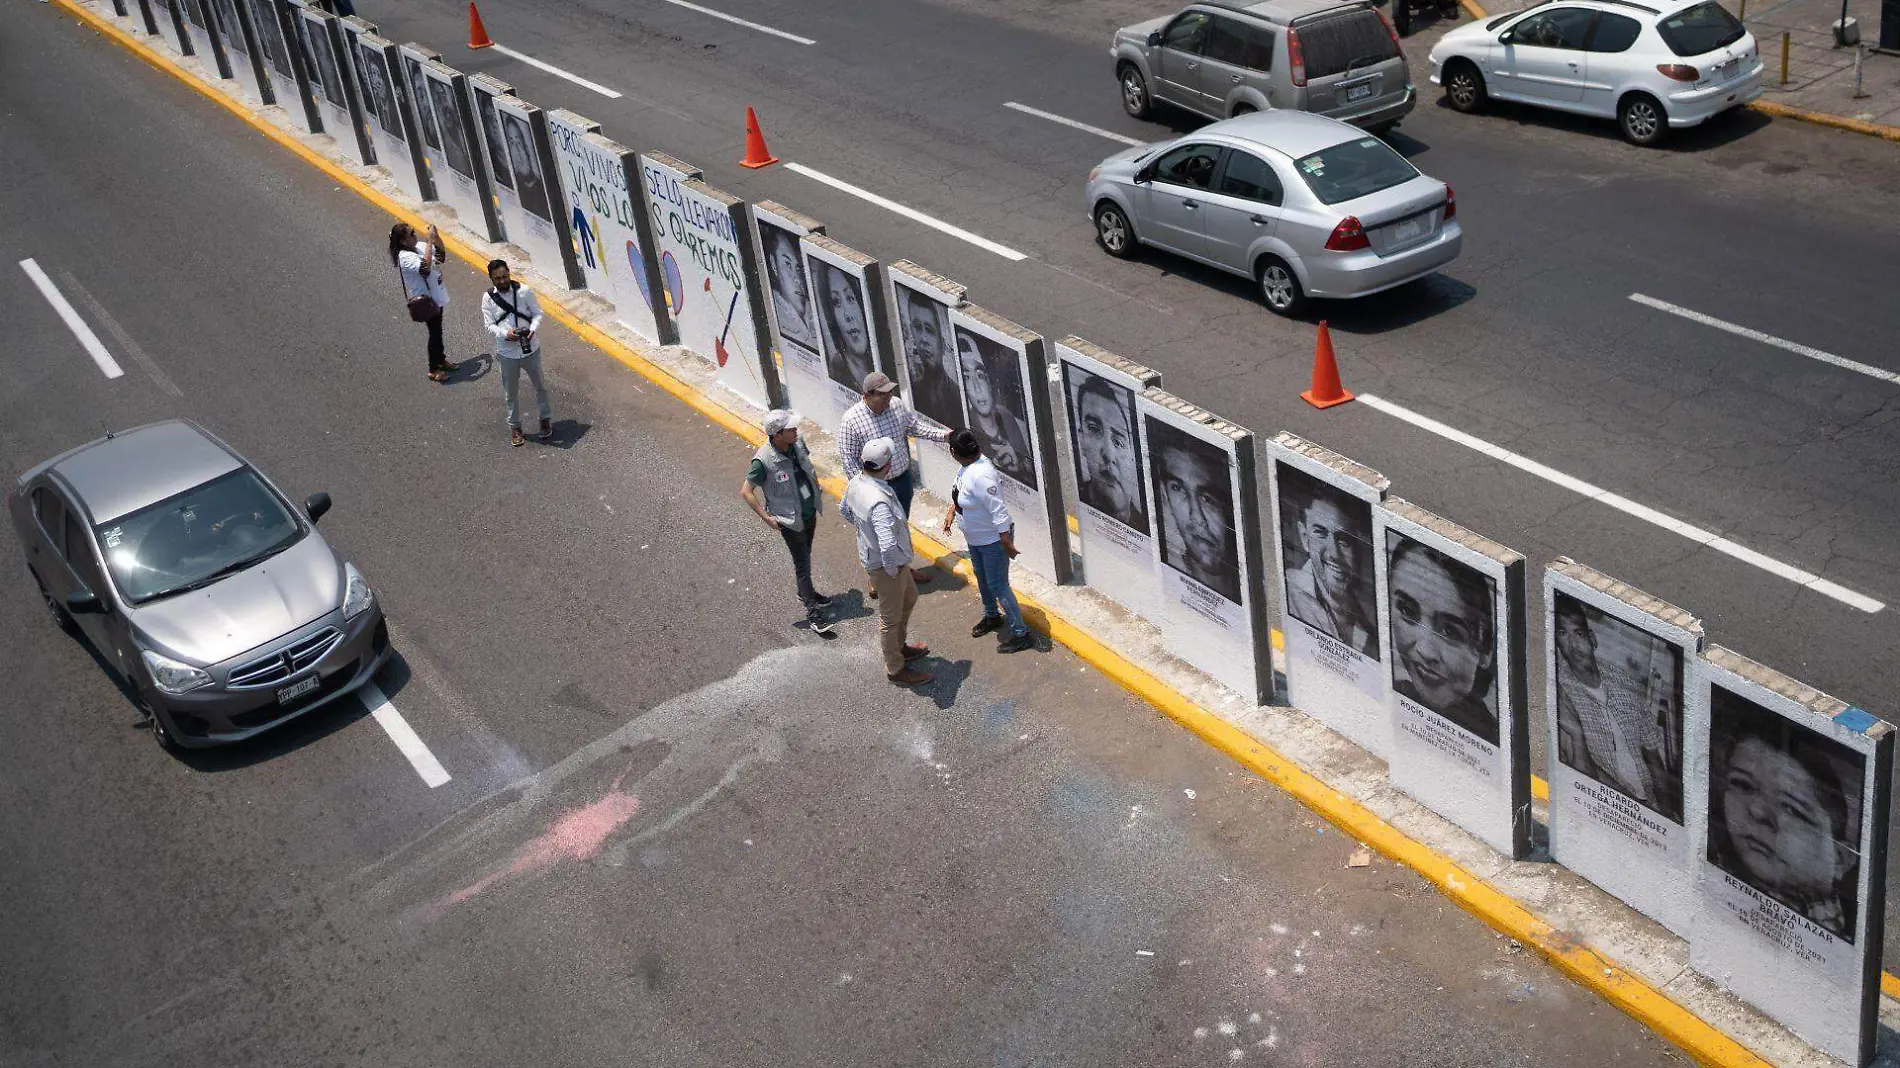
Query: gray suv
1112 0 1416 131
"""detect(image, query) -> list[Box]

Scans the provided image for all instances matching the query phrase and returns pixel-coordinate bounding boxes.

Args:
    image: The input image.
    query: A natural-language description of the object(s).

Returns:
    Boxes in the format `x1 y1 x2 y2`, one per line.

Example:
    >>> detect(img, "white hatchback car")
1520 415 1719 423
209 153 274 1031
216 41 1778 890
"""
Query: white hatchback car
1427 0 1761 145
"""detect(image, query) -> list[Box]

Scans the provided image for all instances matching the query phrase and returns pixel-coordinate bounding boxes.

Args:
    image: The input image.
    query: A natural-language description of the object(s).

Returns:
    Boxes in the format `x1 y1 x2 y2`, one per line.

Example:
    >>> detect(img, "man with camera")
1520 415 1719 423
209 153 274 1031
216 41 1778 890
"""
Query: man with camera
481 259 554 447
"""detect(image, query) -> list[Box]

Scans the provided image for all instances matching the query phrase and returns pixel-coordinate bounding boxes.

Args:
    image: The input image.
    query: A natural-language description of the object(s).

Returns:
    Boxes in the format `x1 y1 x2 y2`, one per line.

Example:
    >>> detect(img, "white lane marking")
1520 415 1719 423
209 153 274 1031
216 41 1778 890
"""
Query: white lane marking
1003 101 1145 147
57 270 183 398
20 259 123 379
1357 392 1886 614
360 681 452 787
490 43 623 99
784 162 1029 262
652 0 817 44
1629 293 1900 386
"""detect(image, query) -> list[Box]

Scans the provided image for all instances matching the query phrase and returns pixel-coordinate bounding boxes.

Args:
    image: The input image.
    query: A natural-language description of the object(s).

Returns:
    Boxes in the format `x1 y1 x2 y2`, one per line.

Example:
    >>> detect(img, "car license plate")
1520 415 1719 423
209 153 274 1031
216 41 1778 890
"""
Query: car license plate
1388 216 1426 244
278 675 322 704
1346 82 1374 102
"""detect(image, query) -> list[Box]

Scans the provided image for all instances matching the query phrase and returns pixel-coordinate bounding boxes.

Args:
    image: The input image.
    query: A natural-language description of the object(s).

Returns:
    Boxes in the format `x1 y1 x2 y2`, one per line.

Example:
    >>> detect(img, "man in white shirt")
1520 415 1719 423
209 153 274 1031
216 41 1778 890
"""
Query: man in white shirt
842 437 932 686
837 371 951 594
480 259 553 447
942 429 1033 653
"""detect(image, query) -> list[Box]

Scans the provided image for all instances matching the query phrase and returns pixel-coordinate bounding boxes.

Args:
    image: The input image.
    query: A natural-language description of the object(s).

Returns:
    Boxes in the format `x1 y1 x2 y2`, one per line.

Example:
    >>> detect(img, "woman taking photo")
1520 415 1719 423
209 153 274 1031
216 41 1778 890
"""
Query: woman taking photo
391 221 457 382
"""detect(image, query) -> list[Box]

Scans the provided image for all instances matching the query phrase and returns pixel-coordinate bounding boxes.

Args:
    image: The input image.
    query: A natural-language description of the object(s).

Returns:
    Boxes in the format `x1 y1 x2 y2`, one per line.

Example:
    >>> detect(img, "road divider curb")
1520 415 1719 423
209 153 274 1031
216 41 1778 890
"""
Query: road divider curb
48 0 1881 1057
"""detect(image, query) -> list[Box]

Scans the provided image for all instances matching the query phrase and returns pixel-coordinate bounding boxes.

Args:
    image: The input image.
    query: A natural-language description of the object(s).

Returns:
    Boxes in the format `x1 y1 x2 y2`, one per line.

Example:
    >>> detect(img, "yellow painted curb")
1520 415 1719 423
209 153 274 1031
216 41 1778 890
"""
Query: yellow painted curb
45 1 1858 1059
1458 0 1489 20
1747 98 1900 143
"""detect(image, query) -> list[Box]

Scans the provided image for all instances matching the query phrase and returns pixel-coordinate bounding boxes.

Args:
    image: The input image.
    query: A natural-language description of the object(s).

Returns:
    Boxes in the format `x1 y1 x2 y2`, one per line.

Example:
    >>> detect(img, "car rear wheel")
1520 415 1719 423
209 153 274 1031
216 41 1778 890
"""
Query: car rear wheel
1257 256 1308 317
1095 203 1137 259
1619 93 1667 146
1119 64 1152 119
1443 61 1486 113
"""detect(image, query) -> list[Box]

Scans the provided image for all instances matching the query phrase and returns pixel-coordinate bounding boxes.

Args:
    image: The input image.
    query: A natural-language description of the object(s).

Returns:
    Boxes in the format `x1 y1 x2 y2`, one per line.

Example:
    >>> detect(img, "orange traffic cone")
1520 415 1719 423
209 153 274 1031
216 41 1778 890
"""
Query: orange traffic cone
1300 321 1354 409
467 2 494 49
740 107 780 169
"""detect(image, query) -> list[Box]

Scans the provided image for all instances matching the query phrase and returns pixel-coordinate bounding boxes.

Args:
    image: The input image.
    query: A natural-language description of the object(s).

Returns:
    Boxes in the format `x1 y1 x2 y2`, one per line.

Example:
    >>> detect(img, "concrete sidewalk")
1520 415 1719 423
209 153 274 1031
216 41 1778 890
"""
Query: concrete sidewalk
1743 0 1900 131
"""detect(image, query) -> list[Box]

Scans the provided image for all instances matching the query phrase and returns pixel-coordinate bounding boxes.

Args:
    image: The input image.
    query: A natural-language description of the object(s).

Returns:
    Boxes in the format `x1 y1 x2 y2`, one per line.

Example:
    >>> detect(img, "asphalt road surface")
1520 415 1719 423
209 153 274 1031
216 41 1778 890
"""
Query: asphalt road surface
0 7 1691 1066
345 0 1900 963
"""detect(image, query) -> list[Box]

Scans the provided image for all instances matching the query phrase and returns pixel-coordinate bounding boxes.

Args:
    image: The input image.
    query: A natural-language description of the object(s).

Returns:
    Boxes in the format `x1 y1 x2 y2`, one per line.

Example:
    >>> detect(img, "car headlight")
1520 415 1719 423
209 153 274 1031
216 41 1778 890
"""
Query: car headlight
341 563 374 620
141 650 213 695
1088 166 1101 182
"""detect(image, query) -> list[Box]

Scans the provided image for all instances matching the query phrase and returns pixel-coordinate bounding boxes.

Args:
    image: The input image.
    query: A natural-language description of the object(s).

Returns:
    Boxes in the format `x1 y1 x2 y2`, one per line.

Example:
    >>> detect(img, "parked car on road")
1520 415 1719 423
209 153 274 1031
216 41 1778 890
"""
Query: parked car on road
9 420 390 750
1427 0 1762 144
1112 0 1417 131
1085 110 1461 315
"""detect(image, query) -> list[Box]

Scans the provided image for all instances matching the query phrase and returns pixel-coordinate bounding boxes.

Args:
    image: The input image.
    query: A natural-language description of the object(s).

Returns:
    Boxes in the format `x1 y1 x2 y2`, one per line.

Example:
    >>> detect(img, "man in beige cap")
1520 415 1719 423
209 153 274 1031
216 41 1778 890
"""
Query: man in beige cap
842 436 931 685
740 409 832 635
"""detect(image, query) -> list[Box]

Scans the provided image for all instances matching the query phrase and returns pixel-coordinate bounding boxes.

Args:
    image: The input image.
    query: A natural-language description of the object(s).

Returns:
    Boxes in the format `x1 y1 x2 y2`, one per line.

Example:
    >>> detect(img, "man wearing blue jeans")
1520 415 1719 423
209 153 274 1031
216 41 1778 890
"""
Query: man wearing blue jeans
942 429 1034 654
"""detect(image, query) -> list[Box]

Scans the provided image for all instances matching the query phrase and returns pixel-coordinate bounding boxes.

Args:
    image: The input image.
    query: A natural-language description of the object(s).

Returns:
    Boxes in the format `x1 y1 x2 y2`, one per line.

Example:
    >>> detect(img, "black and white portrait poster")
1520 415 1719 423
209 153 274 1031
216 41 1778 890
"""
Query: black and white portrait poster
342 23 374 120
802 238 883 415
295 9 344 109
946 305 1065 585
423 68 474 180
1379 502 1531 860
1268 434 1389 757
752 209 830 425
1058 340 1160 622
1139 395 1263 702
1690 647 1890 1066
887 264 968 503
361 40 400 141
249 0 292 80
498 105 552 223
1544 561 1697 937
953 326 1036 491
474 83 508 190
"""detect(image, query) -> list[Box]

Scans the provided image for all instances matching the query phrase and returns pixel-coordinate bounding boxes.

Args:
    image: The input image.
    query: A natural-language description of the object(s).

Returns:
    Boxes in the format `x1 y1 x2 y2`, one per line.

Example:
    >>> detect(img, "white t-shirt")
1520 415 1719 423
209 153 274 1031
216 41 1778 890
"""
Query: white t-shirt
953 457 1013 546
397 241 450 308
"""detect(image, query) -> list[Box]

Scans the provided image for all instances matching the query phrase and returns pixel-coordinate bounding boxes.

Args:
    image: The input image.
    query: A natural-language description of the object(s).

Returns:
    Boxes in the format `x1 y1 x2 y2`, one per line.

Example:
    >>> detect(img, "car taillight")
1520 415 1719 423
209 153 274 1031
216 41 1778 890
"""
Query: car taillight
1656 63 1700 81
1375 9 1404 52
1325 216 1370 251
1443 184 1456 220
1287 27 1307 87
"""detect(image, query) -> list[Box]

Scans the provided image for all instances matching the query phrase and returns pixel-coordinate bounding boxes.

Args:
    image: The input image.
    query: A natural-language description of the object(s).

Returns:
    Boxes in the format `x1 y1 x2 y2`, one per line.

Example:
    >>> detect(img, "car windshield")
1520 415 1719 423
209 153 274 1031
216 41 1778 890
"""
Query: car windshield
1656 1 1745 55
96 468 303 605
1292 136 1419 204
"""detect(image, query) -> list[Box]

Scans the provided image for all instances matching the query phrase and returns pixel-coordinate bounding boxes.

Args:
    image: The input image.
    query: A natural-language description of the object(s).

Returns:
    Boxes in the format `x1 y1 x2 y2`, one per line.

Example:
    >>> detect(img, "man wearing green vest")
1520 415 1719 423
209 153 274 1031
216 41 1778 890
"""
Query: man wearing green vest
741 409 834 635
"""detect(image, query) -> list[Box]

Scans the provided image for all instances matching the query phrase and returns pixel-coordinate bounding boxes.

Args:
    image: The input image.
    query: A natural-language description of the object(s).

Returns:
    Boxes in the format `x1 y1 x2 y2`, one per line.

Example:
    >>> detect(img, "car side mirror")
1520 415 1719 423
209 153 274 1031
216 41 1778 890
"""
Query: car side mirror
1134 166 1154 184
66 589 105 615
1498 30 1514 43
305 492 333 523
1146 30 1163 46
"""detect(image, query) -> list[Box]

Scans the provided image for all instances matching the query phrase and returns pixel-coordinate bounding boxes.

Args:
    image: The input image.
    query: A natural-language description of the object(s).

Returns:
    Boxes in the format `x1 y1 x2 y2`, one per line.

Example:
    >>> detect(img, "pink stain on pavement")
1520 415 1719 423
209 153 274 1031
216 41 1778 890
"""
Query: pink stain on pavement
443 789 642 909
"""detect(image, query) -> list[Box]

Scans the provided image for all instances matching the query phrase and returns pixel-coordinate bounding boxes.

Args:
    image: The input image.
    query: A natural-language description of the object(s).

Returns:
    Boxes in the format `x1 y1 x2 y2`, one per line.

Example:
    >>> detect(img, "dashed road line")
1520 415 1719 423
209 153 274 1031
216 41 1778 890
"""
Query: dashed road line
1629 292 1900 386
491 43 622 99
784 162 1028 262
20 258 123 379
360 681 452 788
1003 101 1146 147
652 0 816 45
1358 392 1886 614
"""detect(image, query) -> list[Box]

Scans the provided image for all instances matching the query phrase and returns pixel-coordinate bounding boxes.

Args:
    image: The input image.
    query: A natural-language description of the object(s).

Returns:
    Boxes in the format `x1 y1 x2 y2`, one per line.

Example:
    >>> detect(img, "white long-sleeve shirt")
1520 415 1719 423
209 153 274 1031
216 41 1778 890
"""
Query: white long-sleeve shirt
952 457 1013 547
481 282 545 359
396 242 449 308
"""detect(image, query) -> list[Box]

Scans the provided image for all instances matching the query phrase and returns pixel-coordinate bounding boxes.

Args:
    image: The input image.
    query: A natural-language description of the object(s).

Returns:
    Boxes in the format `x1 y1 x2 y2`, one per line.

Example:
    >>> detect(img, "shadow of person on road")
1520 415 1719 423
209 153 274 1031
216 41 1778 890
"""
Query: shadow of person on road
820 588 877 624
449 353 494 384
535 419 592 450
916 656 975 711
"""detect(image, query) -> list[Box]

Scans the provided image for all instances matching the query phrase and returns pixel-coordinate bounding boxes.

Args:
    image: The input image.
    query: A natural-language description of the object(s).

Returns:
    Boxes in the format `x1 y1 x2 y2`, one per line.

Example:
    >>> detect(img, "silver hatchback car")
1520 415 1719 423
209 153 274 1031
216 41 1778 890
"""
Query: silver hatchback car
1084 110 1461 315
1112 0 1416 131
9 420 390 750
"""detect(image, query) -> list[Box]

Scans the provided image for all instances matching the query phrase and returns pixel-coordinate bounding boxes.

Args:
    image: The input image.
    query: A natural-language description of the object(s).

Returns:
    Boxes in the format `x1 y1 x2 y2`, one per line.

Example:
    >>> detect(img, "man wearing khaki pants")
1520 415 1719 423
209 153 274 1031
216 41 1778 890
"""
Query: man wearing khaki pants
842 437 932 686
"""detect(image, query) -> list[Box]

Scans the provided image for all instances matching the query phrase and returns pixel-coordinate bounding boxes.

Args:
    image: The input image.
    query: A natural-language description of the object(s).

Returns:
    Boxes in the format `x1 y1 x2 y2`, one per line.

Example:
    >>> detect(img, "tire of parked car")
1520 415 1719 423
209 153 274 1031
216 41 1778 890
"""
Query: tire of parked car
1256 255 1308 317
1442 60 1486 113
1118 63 1152 119
1618 92 1668 146
1095 202 1138 259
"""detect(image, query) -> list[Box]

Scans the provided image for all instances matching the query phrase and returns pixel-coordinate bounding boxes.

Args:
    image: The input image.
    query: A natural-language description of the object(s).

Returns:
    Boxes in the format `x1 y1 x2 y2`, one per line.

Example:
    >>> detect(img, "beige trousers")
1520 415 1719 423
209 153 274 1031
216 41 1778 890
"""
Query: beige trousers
869 566 918 675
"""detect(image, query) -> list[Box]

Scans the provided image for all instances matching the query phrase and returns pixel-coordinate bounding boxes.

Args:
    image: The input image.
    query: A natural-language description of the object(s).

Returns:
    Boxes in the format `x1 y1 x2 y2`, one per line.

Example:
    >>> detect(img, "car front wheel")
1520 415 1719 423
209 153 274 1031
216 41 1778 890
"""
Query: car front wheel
1119 64 1152 119
1443 61 1486 113
1095 203 1137 259
1257 256 1308 317
35 574 76 634
1619 93 1667 146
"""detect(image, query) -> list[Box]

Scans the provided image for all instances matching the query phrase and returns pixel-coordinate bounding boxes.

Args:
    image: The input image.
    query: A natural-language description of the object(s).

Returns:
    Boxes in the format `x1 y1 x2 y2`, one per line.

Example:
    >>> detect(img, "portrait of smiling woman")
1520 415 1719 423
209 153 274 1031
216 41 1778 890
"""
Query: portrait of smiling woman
1386 533 1498 746
812 258 875 393
1708 686 1865 941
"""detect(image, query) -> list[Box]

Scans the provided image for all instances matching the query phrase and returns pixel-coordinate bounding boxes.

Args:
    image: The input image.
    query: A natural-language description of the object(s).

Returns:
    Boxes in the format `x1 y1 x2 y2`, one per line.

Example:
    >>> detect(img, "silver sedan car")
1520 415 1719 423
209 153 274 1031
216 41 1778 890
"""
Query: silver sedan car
1084 110 1461 316
8 420 390 750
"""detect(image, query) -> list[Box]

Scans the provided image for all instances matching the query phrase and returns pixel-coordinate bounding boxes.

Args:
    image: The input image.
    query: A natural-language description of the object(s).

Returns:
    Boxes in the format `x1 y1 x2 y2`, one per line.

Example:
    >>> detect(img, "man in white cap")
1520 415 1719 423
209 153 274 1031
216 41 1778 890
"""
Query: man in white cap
836 370 950 586
842 436 932 685
741 409 832 635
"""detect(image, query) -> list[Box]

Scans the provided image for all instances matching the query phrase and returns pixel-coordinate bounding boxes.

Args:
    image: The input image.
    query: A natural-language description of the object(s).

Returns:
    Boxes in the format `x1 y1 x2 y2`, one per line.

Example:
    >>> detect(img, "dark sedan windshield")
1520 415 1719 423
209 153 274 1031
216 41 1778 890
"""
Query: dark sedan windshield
1293 136 1419 204
96 469 302 604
